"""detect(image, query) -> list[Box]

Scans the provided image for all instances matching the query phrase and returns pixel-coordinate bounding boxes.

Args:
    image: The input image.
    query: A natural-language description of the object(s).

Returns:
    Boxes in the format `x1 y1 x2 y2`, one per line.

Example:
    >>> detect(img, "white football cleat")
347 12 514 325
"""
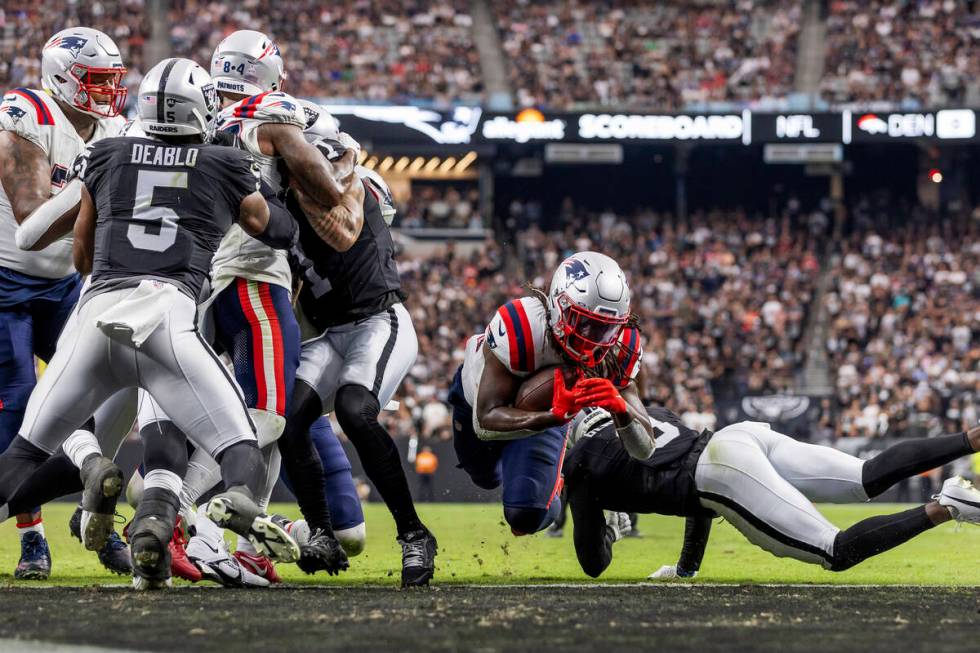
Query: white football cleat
186 516 270 588
936 476 980 524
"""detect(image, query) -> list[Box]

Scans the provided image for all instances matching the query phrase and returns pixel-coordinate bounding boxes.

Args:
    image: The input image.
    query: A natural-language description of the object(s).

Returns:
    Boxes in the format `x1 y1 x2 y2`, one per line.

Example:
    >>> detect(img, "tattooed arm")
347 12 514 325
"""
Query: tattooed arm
292 178 364 252
257 122 356 208
0 132 50 224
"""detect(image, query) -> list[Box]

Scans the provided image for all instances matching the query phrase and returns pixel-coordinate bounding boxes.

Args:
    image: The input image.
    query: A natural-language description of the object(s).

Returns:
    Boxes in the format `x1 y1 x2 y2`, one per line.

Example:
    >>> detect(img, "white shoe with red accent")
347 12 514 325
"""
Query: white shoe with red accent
233 550 281 584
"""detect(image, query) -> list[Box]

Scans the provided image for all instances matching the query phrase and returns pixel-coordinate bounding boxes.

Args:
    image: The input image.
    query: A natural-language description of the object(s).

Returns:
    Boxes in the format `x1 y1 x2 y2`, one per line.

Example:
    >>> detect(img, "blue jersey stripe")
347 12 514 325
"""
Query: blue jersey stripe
504 302 529 371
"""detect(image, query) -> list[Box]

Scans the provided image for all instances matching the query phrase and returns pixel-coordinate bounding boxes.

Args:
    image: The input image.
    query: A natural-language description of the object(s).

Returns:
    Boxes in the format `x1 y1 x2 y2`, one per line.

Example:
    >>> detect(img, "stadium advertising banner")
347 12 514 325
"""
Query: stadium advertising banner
320 104 980 147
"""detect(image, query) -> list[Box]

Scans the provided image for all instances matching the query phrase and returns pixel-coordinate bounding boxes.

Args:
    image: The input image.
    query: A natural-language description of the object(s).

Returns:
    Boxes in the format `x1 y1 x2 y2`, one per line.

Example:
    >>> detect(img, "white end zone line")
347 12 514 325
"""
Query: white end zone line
0 640 149 653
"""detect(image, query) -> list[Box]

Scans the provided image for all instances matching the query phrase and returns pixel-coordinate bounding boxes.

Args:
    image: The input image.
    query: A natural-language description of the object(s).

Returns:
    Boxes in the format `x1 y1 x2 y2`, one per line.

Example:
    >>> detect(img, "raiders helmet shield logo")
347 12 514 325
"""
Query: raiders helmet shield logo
740 395 811 421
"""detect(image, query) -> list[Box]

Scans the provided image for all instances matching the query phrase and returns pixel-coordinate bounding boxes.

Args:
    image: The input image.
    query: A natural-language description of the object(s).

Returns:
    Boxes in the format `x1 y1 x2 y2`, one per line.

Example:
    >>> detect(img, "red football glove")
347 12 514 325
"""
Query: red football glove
574 378 628 416
551 372 625 421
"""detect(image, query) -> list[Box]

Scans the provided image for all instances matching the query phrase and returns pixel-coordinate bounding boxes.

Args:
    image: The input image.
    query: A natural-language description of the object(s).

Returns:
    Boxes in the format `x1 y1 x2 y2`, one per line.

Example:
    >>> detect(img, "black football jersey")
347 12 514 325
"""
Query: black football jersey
80 136 261 301
289 136 404 330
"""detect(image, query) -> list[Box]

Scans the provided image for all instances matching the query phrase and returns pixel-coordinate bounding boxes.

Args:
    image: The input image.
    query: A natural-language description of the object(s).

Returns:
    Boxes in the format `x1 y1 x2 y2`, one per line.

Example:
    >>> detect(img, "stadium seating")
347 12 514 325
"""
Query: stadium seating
824 203 979 439
493 0 802 110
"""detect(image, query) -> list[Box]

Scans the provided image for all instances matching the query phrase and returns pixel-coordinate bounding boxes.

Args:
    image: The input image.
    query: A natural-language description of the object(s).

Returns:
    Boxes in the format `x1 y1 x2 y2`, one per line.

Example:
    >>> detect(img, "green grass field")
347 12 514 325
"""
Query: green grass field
1 502 976 587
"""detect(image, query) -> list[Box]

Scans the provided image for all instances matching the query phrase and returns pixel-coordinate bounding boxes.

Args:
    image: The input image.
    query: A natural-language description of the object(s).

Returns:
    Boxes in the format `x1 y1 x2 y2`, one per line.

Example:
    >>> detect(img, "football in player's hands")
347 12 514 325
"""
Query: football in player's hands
513 365 578 413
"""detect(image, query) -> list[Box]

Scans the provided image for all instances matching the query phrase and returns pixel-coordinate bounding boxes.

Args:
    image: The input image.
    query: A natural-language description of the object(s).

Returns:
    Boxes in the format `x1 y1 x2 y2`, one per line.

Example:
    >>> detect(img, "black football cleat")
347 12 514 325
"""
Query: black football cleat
297 529 349 576
129 514 174 590
79 456 125 552
70 506 132 575
397 527 437 588
14 531 51 580
205 486 300 563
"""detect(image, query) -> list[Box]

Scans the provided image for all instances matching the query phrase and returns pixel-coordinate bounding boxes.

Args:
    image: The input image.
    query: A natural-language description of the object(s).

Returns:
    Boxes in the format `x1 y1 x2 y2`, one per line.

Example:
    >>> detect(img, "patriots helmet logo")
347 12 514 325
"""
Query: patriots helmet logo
268 99 296 113
563 258 590 283
47 35 89 58
0 105 27 121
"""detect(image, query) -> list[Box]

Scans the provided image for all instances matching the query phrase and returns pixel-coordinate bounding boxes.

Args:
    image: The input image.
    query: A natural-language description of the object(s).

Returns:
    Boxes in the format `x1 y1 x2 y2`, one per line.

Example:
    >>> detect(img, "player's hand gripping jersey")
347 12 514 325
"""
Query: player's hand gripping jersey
210 91 305 290
459 296 643 439
0 88 125 278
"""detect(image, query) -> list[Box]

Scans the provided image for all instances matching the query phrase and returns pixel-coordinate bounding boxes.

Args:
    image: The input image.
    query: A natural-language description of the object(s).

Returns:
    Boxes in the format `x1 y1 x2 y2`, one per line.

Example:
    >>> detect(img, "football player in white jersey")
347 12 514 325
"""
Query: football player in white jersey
0 26 128 580
450 252 656 536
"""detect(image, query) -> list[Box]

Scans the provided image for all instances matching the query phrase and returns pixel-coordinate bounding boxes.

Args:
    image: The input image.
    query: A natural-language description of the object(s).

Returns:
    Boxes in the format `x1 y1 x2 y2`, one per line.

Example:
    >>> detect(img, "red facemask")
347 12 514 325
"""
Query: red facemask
553 293 628 367
68 63 128 117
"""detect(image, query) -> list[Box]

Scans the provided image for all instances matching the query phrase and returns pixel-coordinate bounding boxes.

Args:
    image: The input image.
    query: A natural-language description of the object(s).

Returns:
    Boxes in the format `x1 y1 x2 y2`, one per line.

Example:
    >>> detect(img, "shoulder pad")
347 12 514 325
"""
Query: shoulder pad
485 298 545 375
0 89 55 153
610 326 643 388
228 91 305 127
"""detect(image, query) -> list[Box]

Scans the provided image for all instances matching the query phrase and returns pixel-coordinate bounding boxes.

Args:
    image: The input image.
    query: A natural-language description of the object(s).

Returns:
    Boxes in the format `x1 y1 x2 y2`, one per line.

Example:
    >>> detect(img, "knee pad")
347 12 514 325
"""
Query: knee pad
503 505 550 536
335 522 366 557
249 408 286 448
334 385 380 435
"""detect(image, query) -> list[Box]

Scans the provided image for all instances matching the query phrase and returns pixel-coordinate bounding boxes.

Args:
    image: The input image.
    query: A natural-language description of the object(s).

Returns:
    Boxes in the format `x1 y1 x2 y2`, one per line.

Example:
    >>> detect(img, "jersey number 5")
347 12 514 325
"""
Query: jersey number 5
128 170 187 252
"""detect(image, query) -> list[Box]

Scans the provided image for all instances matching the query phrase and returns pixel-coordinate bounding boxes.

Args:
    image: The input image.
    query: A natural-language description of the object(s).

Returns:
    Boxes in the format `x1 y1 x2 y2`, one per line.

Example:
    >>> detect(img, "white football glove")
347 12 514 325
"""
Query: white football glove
337 131 361 159
605 511 632 542
648 564 697 580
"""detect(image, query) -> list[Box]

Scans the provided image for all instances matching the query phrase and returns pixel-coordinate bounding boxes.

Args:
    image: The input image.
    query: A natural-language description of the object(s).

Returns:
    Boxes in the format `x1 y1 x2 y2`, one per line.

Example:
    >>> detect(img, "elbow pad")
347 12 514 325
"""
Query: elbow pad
16 179 81 250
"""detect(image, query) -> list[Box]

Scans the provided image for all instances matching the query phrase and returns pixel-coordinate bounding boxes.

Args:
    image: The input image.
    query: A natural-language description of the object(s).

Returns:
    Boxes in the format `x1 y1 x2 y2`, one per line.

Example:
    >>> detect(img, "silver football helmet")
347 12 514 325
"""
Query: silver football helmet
548 252 630 366
210 30 285 97
41 27 127 118
137 58 218 137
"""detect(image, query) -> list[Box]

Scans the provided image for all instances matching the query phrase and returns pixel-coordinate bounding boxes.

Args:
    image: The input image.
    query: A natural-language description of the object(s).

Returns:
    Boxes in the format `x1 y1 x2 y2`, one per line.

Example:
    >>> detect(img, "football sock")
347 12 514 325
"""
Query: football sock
334 384 423 536
278 382 334 533
862 432 972 498
0 436 50 506
830 506 934 571
16 515 44 538
216 441 264 498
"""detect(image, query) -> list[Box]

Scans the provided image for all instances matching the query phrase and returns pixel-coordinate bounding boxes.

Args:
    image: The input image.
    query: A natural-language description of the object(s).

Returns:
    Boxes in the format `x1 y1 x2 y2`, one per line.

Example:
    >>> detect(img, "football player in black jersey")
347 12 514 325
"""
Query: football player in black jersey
0 59 304 589
565 405 980 579
277 100 437 587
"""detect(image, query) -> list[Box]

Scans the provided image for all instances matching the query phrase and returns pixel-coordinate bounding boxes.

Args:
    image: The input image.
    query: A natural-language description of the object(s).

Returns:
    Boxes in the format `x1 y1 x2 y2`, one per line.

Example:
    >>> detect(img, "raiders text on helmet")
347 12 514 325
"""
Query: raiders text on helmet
41 27 127 118
548 252 631 366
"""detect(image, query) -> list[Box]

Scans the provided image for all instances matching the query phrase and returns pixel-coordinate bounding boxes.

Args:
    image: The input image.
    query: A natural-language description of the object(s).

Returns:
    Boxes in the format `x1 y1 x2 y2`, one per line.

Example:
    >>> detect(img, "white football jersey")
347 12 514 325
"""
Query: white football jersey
0 88 125 278
460 296 643 439
210 91 306 290
461 297 563 424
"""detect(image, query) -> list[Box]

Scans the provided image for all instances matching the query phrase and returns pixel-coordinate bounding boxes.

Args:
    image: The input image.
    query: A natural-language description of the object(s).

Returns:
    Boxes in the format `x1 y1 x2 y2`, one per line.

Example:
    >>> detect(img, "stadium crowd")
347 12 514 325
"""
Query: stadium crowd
0 1 149 93
393 184 482 230
825 203 979 440
167 0 482 106
494 0 802 111
821 0 980 109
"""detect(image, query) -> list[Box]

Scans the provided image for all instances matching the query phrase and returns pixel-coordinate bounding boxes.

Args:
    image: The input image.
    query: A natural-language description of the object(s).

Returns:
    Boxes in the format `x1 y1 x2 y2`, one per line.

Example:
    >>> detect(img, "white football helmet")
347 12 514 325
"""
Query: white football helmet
137 58 218 137
548 252 630 366
210 29 285 97
297 98 340 140
41 27 127 118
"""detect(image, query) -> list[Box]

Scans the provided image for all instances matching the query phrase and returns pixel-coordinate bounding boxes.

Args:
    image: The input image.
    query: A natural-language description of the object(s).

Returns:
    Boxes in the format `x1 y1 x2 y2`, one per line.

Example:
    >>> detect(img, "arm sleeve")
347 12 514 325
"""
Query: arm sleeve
568 477 615 578
251 180 298 250
677 515 713 574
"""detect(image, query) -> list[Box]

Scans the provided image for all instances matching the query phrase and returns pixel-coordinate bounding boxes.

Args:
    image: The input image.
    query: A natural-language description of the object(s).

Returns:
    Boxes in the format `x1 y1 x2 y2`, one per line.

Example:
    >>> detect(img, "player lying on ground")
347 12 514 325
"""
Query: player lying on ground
564 405 980 578
450 252 655 536
0 57 305 590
